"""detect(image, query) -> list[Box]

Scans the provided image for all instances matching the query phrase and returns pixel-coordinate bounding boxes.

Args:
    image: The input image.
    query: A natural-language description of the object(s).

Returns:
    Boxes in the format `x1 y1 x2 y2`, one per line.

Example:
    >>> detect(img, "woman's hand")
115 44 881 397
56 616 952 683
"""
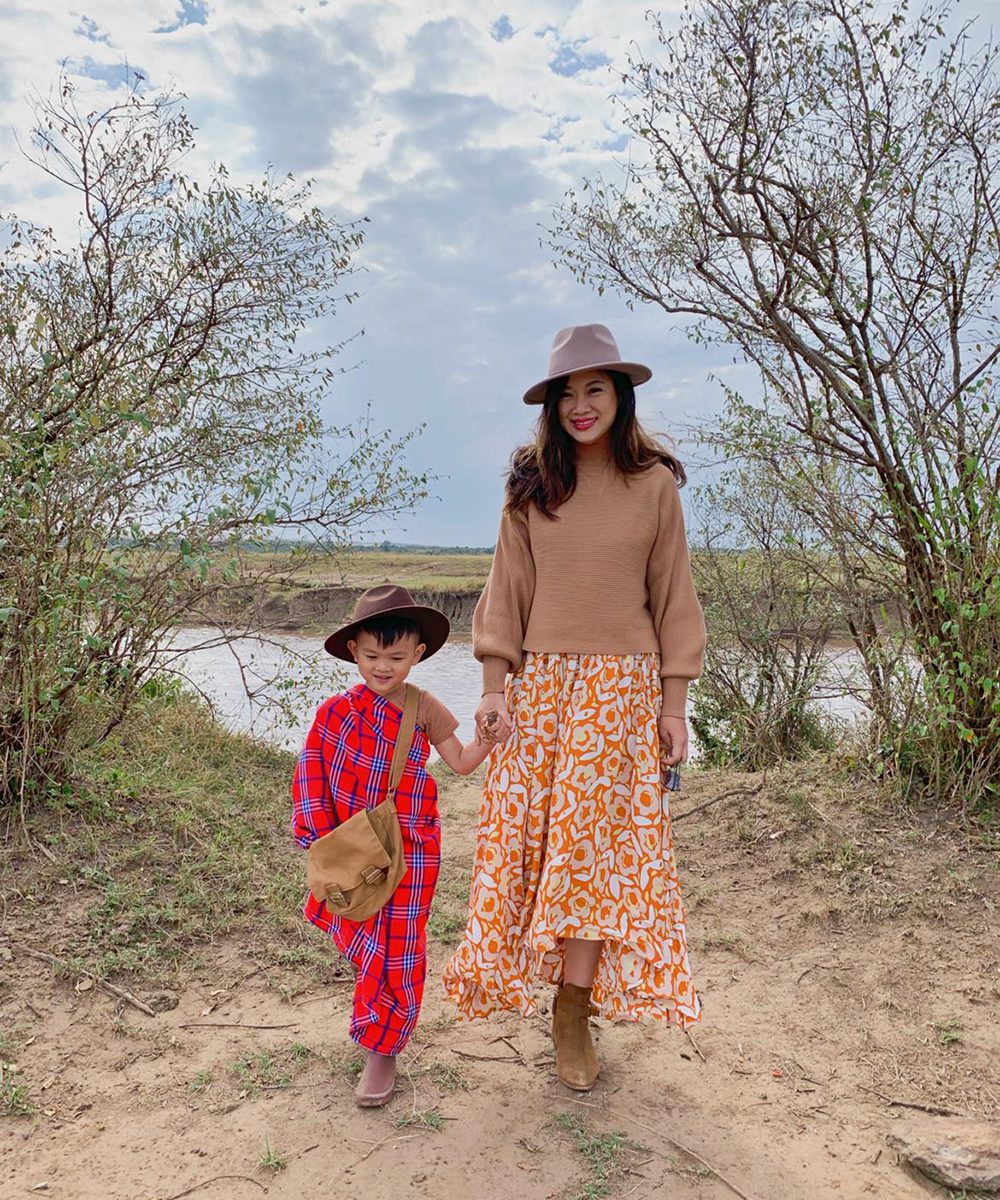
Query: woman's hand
659 713 689 766
476 692 512 746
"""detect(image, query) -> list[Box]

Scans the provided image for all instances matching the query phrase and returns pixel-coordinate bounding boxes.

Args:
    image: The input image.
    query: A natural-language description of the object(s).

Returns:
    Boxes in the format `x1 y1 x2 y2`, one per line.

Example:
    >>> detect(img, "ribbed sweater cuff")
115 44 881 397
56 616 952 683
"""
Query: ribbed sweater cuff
660 676 690 718
481 657 510 695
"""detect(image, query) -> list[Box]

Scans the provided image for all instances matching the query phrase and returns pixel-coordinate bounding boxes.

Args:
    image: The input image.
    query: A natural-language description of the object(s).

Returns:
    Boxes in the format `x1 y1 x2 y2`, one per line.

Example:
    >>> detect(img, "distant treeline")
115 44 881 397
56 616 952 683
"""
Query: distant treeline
352 540 496 555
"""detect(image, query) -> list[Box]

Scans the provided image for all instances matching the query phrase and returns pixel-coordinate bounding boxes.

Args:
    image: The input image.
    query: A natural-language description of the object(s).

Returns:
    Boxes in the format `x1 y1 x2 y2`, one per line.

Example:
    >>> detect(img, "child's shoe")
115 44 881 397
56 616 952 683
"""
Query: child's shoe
355 1050 397 1107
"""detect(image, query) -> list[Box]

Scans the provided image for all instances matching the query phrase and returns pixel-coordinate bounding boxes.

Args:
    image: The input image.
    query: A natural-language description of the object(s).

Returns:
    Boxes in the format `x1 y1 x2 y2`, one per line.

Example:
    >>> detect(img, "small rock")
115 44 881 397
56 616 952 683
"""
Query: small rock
888 1116 1000 1192
146 990 179 1013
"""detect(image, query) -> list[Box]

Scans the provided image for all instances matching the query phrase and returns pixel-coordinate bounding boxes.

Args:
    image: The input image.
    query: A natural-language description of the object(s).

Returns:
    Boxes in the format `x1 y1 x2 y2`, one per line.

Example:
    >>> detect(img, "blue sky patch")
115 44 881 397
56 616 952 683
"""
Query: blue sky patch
76 17 111 44
550 42 611 76
156 1 209 35
69 57 141 88
491 15 514 42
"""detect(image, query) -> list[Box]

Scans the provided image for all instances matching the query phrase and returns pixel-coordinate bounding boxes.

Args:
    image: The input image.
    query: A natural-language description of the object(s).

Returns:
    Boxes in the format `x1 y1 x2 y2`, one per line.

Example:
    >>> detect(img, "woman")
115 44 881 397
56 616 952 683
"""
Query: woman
442 323 705 1091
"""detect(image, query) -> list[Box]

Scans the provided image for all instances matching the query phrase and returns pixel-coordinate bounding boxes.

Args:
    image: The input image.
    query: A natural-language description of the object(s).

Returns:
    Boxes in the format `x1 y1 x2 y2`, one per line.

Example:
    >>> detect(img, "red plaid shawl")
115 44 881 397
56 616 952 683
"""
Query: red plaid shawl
292 683 442 1053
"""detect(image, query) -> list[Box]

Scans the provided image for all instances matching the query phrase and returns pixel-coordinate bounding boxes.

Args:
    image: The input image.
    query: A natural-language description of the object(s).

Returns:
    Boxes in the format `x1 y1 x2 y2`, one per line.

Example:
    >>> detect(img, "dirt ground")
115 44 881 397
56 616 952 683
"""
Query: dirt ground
2 764 998 1200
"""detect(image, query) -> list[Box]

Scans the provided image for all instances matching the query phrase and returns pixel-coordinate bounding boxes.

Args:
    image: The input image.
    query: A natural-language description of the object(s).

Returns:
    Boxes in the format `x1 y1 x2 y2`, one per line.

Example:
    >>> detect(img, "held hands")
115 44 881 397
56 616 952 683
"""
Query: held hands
476 692 512 746
659 712 689 766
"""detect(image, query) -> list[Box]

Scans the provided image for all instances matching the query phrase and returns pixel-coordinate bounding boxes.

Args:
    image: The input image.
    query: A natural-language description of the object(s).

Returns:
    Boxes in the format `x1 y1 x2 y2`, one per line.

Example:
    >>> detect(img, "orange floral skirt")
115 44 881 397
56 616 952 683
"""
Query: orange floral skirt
442 652 700 1025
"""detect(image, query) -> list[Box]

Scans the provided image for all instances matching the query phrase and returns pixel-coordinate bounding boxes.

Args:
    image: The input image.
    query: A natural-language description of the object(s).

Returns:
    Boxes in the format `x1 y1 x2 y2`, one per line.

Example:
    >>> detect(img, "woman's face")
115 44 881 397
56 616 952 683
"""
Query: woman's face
557 370 617 447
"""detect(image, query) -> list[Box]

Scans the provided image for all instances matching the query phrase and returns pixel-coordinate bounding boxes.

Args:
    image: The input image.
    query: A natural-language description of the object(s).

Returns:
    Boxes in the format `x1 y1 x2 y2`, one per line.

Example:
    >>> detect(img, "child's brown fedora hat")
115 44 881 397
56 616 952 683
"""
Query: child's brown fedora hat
324 584 450 662
523 323 652 405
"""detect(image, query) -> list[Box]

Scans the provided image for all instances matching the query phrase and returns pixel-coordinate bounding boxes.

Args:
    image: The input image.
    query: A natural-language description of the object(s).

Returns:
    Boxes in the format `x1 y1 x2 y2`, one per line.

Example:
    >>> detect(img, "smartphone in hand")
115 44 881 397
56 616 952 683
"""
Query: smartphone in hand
661 761 681 793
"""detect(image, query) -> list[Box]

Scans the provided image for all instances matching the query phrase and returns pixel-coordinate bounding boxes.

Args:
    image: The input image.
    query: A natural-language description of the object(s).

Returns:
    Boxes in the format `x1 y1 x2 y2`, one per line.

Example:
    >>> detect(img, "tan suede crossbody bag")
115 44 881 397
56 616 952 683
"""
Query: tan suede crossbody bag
305 684 418 922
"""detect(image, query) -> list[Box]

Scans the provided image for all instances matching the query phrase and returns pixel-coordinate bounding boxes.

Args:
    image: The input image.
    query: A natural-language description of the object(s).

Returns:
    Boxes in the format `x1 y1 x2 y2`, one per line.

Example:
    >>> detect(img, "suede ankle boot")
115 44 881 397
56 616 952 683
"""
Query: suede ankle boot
552 983 599 1090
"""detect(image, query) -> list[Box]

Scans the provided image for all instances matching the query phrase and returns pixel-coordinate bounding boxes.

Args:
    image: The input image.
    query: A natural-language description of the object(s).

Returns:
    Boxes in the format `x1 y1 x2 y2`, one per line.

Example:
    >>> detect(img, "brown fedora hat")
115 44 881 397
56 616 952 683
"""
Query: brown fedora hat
324 584 450 662
523 323 652 405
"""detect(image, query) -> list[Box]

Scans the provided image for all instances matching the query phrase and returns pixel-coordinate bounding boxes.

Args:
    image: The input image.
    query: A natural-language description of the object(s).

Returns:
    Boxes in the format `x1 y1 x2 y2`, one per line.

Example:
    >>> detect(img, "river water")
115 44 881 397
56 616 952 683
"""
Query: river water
163 628 488 755
162 628 870 760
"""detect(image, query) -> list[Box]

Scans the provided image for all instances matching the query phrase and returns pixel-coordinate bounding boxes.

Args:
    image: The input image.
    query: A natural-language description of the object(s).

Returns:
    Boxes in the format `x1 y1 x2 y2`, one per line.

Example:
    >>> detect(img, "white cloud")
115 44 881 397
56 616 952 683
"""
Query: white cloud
0 0 787 541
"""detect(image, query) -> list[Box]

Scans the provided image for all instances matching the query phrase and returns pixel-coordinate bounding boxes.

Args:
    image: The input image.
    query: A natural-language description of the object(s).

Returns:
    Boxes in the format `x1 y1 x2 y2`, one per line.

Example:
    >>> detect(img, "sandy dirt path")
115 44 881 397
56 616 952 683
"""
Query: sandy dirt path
2 766 997 1200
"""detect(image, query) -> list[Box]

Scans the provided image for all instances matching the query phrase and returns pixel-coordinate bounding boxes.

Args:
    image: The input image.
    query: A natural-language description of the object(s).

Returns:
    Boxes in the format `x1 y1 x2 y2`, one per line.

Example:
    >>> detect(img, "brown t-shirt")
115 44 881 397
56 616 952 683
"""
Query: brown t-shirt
417 688 459 747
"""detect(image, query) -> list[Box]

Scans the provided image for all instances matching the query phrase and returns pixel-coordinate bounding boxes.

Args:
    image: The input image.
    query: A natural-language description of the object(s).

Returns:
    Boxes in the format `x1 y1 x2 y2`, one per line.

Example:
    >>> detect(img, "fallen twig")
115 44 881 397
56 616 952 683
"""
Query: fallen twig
31 838 58 864
491 1034 527 1063
451 1047 523 1063
346 1131 421 1163
568 1097 758 1200
672 780 765 824
405 1039 437 1070
684 1028 707 1063
160 1175 267 1199
178 1022 298 1030
16 945 156 1017
857 1084 965 1117
796 963 836 986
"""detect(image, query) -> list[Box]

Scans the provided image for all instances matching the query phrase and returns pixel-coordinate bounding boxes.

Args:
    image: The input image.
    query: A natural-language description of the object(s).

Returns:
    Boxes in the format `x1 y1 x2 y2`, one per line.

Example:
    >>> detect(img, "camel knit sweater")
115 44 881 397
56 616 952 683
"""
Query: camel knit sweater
473 451 706 716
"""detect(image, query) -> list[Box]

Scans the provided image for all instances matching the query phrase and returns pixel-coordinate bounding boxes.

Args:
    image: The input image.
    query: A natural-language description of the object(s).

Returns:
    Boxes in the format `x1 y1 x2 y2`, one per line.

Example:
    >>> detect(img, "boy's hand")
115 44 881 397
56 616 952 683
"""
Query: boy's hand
476 693 512 745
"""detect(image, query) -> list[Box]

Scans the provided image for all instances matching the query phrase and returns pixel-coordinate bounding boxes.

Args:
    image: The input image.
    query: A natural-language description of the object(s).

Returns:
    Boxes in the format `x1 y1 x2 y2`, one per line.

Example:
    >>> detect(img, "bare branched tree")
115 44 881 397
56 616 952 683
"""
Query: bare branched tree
553 0 1000 809
690 457 839 770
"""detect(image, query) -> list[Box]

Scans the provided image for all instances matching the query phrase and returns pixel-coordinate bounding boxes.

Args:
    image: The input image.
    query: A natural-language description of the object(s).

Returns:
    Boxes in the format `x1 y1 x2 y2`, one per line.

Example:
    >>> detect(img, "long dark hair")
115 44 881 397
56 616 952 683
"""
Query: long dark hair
505 371 686 517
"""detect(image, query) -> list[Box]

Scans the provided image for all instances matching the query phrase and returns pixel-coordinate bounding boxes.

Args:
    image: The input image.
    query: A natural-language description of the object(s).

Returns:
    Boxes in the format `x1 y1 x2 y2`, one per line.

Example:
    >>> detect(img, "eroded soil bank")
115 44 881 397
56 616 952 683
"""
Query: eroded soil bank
216 582 481 635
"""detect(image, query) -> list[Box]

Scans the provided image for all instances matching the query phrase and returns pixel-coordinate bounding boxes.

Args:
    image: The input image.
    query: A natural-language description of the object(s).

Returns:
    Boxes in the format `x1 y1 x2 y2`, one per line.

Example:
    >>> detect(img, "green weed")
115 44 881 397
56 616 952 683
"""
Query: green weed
189 1069 213 1092
556 1112 645 1200
228 1046 296 1097
427 873 470 942
257 1138 287 1172
427 910 466 941
1 1069 34 1118
421 1060 469 1093
782 789 818 824
325 1047 365 1079
935 1021 963 1047
396 1108 445 1131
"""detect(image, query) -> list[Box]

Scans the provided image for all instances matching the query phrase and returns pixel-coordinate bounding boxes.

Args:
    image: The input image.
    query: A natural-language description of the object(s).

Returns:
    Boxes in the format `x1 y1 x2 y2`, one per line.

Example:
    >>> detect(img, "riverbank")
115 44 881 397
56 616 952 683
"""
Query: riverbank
1 691 997 1198
212 580 482 635
208 548 491 634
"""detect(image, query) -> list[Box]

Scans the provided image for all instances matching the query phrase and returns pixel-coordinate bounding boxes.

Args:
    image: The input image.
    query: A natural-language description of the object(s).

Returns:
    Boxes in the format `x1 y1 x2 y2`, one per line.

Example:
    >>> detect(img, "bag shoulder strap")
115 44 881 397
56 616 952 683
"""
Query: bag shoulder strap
386 684 420 800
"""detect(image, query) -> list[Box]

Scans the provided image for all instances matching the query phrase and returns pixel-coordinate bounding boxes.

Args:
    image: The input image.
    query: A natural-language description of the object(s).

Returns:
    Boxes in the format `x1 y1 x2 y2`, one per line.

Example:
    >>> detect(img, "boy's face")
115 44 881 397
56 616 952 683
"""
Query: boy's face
347 629 426 699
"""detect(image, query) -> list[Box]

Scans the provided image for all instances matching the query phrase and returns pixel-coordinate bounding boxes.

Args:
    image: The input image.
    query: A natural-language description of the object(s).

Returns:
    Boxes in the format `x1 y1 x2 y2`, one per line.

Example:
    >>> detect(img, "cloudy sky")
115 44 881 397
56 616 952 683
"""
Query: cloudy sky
2 0 997 545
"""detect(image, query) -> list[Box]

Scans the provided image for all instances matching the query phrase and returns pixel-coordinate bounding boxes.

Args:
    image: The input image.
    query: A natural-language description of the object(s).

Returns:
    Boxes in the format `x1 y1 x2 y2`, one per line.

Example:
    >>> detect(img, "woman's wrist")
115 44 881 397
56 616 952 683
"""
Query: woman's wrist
660 676 690 716
481 656 509 695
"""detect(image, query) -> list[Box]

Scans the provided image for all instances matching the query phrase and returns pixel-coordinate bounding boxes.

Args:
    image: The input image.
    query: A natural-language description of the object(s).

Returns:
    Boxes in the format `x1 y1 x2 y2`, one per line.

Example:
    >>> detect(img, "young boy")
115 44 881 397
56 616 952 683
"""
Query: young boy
292 584 490 1107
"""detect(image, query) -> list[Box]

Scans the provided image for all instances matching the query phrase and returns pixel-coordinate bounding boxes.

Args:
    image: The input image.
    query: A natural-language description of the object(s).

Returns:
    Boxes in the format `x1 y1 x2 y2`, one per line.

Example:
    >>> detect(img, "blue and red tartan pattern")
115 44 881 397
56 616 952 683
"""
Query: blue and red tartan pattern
292 683 441 1055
